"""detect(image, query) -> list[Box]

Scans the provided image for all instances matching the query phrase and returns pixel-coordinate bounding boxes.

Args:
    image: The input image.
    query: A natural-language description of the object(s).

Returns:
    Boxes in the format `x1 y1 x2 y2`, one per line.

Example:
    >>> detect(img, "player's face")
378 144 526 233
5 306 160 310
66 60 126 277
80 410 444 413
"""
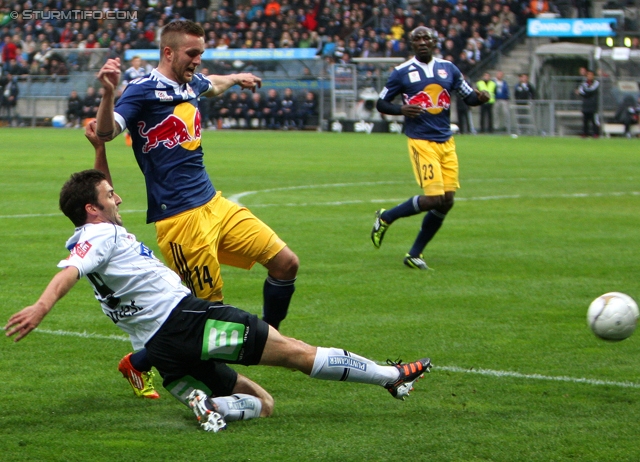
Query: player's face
410 27 437 63
95 180 123 226
169 33 205 84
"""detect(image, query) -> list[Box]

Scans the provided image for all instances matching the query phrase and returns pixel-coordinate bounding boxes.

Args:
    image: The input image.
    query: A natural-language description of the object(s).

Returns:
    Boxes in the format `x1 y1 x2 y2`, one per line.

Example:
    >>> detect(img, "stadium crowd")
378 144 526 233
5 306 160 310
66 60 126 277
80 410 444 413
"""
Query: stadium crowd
1 0 552 78
1 0 561 129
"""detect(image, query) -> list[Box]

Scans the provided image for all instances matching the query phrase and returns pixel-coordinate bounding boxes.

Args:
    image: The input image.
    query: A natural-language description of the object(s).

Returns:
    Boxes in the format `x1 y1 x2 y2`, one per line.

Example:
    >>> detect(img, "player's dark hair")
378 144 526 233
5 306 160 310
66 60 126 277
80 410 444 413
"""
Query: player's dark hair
59 169 107 227
160 20 205 51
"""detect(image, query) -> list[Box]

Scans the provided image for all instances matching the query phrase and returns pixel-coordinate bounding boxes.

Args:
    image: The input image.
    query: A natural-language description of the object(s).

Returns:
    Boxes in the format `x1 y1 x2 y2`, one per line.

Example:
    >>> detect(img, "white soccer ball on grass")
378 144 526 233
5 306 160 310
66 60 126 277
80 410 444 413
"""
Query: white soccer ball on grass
587 292 639 341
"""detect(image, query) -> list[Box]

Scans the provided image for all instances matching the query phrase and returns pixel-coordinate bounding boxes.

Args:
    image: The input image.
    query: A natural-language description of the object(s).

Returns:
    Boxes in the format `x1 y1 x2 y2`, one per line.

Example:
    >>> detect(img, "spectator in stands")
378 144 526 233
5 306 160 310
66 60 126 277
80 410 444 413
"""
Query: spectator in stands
493 71 511 133
576 69 600 138
456 51 473 80
455 75 475 135
278 87 297 129
514 73 535 102
59 22 76 45
48 56 69 77
83 33 99 49
43 23 61 44
500 5 518 27
476 72 496 133
299 90 318 129
2 35 18 70
530 0 550 16
391 40 410 59
234 91 251 127
82 86 101 121
122 56 149 85
32 40 53 71
67 90 83 128
264 0 281 17
218 91 240 128
4 57 29 77
0 72 20 126
614 95 639 138
264 88 280 129
245 91 266 129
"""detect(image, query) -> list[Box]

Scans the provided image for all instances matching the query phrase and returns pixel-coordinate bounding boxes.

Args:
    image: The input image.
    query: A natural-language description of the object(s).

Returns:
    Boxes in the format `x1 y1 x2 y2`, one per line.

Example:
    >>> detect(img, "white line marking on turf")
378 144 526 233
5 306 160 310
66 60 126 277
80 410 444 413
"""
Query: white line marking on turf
436 366 640 389
2 182 638 219
15 328 640 389
33 328 129 342
232 191 640 208
0 210 147 220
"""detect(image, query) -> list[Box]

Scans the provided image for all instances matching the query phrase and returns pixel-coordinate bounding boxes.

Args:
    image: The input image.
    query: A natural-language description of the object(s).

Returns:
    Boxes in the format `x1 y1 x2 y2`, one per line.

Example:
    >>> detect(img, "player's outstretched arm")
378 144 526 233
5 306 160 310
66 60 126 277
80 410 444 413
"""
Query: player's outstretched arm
464 89 491 107
5 267 80 342
96 58 122 141
85 121 113 187
204 73 262 97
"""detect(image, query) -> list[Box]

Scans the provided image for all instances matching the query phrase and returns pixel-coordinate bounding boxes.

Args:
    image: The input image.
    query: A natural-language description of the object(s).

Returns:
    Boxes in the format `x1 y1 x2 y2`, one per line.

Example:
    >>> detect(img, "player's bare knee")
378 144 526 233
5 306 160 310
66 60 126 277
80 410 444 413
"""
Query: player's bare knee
260 393 275 417
418 195 443 211
440 198 454 213
267 247 299 279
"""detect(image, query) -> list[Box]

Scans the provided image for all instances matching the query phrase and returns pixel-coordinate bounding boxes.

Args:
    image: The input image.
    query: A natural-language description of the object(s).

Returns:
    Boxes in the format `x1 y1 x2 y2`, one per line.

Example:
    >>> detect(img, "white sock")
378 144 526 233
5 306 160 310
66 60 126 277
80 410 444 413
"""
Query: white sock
211 394 262 421
309 347 399 386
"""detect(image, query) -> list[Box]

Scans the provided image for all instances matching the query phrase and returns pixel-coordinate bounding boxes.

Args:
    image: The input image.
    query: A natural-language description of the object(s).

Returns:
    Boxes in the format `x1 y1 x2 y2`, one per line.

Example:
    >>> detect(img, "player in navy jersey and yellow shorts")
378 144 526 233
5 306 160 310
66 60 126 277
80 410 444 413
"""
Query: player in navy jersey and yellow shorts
155 192 287 302
94 20 298 401
371 26 490 270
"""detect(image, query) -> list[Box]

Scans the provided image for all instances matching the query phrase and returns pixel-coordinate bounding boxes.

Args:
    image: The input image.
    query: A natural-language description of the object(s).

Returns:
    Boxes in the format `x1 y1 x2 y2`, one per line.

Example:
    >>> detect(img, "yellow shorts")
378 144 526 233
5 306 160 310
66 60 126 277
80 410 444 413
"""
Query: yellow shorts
155 191 287 301
407 138 459 196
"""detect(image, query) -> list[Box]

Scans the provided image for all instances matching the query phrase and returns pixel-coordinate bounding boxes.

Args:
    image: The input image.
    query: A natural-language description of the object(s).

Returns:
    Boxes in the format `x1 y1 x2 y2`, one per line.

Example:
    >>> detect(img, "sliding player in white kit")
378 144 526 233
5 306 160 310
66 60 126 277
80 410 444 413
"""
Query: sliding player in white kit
6 169 432 432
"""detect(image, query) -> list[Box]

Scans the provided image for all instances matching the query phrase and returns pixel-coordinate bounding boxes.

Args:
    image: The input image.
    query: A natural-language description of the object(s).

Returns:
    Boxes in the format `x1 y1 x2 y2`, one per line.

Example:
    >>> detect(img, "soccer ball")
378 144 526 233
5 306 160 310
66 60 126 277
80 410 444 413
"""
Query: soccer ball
587 292 639 341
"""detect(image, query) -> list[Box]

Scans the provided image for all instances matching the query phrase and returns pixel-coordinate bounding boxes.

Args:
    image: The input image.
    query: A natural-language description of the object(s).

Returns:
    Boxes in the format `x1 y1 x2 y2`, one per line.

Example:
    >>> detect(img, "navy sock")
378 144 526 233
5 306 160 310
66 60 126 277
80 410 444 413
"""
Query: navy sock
381 196 422 224
130 349 152 372
409 210 447 257
262 275 296 330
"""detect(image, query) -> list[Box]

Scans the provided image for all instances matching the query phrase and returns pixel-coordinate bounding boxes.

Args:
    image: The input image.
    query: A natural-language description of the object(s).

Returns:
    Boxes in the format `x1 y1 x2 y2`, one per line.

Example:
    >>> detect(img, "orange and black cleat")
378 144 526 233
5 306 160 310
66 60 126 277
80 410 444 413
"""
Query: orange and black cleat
385 357 432 400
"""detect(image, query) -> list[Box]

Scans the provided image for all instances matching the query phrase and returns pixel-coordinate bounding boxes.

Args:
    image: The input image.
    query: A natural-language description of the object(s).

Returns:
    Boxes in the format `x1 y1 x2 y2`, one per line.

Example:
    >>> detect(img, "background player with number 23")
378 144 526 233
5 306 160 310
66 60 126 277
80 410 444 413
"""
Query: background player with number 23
373 26 490 270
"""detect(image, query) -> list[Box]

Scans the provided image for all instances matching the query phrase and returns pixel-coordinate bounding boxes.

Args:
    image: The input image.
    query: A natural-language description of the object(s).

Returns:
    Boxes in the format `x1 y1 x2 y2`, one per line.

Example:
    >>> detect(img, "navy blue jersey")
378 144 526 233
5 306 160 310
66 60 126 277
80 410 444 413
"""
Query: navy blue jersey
114 69 215 223
379 57 474 142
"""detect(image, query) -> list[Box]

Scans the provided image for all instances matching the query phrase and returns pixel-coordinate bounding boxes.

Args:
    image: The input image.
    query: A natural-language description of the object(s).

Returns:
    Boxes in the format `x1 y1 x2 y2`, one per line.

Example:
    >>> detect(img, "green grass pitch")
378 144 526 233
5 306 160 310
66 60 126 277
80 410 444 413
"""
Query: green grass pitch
1 128 639 461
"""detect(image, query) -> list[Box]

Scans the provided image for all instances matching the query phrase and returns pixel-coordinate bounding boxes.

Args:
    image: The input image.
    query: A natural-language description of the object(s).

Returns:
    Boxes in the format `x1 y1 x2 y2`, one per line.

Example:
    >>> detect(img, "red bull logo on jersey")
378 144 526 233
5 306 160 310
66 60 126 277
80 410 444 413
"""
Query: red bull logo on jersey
137 102 202 153
404 84 451 115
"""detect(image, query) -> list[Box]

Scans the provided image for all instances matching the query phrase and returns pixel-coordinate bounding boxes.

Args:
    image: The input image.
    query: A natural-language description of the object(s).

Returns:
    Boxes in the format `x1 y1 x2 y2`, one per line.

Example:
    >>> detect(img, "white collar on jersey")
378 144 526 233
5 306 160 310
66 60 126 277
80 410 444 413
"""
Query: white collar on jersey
150 68 200 98
411 57 436 78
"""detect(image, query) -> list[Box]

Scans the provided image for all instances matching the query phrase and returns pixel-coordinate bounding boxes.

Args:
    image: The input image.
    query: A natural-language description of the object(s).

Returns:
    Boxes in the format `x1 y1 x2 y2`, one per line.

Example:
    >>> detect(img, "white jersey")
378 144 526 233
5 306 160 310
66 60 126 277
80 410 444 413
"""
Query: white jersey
58 223 190 350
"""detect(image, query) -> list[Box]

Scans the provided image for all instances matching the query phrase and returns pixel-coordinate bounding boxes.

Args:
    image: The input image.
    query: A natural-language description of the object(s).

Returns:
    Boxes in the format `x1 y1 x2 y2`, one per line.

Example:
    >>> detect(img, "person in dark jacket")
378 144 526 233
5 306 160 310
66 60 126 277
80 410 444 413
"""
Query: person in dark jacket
575 69 600 138
66 90 83 127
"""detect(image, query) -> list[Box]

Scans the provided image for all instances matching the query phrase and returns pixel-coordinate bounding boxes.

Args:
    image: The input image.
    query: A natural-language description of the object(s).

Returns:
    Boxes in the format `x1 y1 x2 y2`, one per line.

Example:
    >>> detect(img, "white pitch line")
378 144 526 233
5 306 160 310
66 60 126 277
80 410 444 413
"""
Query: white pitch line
232 191 640 209
2 181 638 219
0 209 147 220
33 327 129 342
15 328 640 390
436 366 640 389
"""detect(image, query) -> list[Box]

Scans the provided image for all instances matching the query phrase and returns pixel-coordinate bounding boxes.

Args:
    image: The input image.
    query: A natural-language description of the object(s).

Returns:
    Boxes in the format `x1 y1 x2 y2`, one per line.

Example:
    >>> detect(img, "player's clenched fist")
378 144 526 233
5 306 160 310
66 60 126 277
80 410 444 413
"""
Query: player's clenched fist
98 58 122 91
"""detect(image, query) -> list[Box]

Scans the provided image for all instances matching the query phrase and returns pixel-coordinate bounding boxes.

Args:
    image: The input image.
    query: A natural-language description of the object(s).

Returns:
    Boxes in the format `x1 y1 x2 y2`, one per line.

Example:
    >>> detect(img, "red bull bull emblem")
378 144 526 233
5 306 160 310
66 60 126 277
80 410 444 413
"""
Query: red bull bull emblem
404 84 451 114
137 109 201 153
